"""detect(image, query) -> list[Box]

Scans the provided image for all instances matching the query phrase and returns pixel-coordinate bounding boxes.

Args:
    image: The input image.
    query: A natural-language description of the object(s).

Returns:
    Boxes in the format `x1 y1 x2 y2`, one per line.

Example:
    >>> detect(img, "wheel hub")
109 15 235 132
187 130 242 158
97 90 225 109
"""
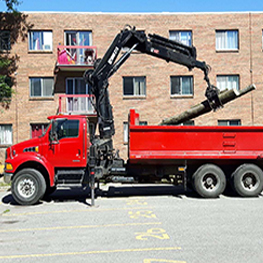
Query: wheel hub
18 178 36 198
203 173 217 190
242 173 257 190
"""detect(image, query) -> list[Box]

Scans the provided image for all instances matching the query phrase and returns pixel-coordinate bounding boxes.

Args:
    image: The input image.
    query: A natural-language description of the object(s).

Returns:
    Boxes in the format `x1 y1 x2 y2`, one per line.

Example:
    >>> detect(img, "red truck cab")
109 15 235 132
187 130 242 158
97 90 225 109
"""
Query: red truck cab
4 115 90 205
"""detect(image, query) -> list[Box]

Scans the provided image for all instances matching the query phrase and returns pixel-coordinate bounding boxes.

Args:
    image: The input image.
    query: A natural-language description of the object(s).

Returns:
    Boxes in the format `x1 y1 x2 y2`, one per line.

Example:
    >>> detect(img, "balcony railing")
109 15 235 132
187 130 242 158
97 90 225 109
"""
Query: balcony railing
58 94 96 115
57 45 97 66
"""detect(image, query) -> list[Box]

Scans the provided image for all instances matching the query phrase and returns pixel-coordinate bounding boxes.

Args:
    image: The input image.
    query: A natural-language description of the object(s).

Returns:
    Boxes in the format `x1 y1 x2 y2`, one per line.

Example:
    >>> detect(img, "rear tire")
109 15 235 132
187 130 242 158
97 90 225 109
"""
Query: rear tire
11 168 46 205
231 164 263 197
193 164 226 198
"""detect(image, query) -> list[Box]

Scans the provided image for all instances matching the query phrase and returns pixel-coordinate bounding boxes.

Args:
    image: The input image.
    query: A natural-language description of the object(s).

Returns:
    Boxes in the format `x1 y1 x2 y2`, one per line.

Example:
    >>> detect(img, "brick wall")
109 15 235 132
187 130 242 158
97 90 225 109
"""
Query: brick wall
1 12 263 162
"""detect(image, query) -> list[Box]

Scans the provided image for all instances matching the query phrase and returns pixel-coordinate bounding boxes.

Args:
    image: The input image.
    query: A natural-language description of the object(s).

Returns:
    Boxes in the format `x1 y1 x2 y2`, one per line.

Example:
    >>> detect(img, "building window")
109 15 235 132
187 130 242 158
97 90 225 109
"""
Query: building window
182 120 195 126
216 30 238 51
65 31 92 46
29 31 52 51
31 123 49 138
218 120 241 126
171 76 193 96
30 77 54 97
66 78 89 94
66 78 93 113
216 75 239 91
123 121 147 144
169 31 192 46
65 31 92 63
0 31 10 50
123 77 146 97
0 125 12 145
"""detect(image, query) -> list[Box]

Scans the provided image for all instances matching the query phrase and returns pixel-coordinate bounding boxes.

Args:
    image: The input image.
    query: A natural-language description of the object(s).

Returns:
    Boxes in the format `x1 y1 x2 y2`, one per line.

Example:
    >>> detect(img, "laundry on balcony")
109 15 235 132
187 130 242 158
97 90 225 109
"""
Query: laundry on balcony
57 45 97 67
84 48 96 65
57 48 76 65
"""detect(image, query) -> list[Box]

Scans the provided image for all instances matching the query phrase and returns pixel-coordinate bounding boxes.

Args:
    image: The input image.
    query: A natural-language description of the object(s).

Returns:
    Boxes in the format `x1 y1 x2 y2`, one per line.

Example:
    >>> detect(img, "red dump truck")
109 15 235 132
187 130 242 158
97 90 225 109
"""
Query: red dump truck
4 26 263 205
4 108 263 205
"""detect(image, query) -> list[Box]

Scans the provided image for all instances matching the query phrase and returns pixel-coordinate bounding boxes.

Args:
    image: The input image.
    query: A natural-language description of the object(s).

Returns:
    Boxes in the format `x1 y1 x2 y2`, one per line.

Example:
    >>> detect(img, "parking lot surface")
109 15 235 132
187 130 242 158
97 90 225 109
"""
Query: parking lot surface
1 184 263 263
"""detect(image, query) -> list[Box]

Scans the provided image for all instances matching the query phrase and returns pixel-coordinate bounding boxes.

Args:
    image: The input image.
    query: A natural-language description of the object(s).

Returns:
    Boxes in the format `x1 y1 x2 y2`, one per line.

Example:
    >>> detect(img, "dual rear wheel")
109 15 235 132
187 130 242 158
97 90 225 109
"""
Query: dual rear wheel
192 163 263 198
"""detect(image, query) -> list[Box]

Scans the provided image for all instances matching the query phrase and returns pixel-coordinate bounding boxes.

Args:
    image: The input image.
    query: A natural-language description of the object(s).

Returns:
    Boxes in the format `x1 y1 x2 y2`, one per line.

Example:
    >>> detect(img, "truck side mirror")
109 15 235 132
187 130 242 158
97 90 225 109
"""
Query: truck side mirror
49 120 59 144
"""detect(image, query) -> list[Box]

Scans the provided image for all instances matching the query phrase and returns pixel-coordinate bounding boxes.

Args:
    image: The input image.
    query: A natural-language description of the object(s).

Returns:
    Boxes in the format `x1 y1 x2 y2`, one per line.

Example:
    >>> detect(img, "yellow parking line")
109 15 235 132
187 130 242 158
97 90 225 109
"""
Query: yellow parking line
3 206 153 217
0 221 162 233
0 246 181 259
144 260 186 263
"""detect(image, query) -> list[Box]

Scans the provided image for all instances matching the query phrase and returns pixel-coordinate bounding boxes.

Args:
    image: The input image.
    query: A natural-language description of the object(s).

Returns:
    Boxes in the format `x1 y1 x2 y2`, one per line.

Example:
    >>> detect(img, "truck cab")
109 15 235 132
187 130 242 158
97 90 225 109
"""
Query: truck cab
4 114 91 205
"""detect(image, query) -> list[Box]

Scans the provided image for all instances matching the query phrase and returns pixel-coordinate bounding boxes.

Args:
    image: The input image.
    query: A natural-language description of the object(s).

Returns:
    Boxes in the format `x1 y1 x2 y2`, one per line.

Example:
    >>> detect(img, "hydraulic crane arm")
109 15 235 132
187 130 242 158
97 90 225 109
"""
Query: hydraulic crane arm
84 25 220 140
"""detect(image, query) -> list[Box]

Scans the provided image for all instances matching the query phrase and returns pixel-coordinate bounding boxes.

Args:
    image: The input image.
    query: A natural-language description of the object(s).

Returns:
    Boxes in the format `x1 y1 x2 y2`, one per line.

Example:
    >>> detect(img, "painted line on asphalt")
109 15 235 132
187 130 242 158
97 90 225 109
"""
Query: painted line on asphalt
144 260 186 263
0 246 181 260
0 221 162 233
2 206 153 217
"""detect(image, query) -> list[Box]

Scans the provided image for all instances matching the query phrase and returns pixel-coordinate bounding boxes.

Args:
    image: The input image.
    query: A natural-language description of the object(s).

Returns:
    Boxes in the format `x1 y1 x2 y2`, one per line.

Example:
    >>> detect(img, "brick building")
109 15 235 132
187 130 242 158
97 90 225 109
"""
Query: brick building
0 11 263 162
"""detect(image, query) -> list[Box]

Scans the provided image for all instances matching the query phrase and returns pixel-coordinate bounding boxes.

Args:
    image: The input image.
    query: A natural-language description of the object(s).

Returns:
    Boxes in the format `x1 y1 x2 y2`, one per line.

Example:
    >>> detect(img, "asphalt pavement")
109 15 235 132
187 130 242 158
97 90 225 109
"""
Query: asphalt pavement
0 184 263 263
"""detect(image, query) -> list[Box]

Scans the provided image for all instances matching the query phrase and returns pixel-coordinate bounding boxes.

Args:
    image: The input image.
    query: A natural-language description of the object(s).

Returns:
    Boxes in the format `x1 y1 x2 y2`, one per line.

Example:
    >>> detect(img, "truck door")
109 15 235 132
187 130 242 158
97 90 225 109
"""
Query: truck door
48 118 86 167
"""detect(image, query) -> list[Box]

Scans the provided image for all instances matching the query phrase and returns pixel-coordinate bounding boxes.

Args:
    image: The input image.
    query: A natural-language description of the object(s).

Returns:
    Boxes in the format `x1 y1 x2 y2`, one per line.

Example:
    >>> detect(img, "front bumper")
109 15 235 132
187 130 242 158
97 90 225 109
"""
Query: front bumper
4 172 13 184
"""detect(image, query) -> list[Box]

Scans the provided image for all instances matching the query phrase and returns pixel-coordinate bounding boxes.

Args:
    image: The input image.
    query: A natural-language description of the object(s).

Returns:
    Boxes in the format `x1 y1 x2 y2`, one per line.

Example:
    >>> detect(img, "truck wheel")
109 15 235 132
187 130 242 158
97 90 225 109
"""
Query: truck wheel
11 168 46 205
193 164 226 198
231 164 263 197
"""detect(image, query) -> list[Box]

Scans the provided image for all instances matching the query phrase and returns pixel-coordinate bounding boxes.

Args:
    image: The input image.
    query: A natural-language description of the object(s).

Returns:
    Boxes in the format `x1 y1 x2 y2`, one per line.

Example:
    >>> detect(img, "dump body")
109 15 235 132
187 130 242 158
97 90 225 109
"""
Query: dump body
128 109 263 163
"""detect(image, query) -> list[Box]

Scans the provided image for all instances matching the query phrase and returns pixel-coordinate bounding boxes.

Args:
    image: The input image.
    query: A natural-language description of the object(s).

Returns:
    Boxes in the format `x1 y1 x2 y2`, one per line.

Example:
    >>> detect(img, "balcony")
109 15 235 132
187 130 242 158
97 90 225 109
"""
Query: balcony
58 94 96 116
56 45 97 71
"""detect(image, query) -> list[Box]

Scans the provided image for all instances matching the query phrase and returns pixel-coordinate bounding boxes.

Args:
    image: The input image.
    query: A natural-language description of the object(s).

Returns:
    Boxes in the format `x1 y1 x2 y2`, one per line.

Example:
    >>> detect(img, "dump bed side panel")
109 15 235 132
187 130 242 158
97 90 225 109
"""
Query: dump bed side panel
128 110 263 163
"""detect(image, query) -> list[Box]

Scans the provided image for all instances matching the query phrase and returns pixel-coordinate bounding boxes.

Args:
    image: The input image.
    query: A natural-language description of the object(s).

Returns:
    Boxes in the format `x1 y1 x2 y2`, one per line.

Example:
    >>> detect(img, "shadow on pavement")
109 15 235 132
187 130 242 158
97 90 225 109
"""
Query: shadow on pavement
1 184 200 206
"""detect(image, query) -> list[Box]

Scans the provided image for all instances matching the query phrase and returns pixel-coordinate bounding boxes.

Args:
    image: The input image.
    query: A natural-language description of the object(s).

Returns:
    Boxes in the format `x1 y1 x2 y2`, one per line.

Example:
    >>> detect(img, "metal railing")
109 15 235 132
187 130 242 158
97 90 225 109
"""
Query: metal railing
57 45 97 66
58 94 96 115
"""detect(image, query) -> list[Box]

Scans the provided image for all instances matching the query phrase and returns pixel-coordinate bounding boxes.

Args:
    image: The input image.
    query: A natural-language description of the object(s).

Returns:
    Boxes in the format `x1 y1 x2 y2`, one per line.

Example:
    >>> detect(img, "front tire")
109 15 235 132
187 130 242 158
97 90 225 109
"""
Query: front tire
231 164 263 197
193 164 226 198
11 168 46 205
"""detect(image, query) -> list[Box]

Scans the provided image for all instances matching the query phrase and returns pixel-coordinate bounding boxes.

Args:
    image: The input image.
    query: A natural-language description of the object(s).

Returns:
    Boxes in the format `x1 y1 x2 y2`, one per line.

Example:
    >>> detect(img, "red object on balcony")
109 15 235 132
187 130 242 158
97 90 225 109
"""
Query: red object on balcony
57 45 97 68
58 94 96 116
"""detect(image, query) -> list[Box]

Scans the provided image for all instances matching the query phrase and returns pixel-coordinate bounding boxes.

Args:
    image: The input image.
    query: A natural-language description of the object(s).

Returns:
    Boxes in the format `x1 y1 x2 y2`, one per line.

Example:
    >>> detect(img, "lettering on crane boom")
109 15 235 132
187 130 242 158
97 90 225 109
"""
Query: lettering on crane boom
108 47 120 65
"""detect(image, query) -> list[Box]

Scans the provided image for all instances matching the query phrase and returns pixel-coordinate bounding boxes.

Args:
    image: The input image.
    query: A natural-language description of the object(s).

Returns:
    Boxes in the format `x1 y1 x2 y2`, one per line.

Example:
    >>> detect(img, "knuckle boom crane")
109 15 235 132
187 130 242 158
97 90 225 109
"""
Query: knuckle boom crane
5 25 259 206
83 25 221 195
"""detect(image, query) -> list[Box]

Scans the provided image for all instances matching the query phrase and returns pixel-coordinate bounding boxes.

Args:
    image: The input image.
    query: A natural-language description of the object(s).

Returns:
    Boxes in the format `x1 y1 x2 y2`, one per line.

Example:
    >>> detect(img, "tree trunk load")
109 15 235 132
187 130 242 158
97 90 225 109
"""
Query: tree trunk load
160 84 256 126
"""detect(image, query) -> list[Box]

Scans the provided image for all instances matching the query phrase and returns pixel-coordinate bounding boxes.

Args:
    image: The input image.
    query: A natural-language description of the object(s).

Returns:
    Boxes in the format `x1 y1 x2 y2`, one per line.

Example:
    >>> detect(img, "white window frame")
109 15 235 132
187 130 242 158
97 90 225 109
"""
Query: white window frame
0 124 12 145
216 75 239 92
169 30 192 46
28 31 53 51
66 78 89 94
216 30 238 51
123 76 146 97
64 31 93 64
65 78 93 114
0 31 10 50
30 77 54 98
218 119 241 126
170 76 193 96
64 31 92 46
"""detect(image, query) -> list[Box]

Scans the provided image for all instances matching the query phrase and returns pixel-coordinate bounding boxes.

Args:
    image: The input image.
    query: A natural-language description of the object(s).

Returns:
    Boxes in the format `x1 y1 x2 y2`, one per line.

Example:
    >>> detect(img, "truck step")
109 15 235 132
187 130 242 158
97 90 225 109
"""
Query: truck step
56 170 85 184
